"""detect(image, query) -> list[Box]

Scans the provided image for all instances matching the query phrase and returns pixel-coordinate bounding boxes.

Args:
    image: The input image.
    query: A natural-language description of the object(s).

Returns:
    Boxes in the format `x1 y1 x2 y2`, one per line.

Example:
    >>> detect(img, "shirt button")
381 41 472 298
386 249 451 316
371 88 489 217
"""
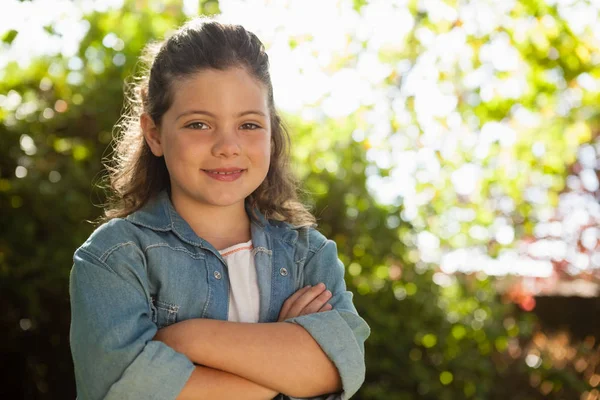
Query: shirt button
214 271 222 280
280 267 288 276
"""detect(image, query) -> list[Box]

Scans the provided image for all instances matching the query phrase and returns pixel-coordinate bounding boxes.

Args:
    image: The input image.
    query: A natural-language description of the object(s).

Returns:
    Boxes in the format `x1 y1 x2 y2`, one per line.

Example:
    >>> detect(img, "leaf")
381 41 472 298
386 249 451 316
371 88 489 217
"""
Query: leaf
2 29 18 45
353 0 368 12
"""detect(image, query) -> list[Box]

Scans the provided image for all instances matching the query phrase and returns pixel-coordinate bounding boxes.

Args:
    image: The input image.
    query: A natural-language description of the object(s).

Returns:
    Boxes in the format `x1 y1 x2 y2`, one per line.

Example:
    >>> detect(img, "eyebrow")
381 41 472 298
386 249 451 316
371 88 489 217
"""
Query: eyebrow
176 110 267 121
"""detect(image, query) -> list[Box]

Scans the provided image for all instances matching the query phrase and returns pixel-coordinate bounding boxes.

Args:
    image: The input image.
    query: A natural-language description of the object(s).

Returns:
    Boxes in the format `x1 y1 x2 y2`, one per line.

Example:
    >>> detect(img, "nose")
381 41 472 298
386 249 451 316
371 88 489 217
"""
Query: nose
211 129 241 158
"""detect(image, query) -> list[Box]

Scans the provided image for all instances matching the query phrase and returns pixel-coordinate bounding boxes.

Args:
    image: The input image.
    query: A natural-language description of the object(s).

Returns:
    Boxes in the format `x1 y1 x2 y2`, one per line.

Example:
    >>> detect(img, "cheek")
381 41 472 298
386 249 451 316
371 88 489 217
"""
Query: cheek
247 135 271 165
162 139 198 177
166 134 202 160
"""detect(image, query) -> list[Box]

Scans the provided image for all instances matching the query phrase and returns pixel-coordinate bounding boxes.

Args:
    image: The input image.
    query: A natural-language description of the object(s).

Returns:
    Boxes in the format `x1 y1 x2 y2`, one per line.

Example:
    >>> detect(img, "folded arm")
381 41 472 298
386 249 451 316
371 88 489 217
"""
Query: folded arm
157 229 371 400
70 246 278 400
282 229 371 400
156 318 342 398
177 364 279 400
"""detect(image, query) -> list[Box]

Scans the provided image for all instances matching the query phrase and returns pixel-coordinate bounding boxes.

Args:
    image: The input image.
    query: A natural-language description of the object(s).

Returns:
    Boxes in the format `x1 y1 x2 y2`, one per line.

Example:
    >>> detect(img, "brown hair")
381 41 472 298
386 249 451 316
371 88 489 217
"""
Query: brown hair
101 17 315 227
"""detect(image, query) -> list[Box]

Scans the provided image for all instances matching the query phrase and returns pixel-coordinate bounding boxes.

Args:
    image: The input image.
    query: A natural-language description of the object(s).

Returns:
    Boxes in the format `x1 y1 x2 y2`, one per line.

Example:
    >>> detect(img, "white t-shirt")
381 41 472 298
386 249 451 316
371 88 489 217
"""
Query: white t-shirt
218 240 260 323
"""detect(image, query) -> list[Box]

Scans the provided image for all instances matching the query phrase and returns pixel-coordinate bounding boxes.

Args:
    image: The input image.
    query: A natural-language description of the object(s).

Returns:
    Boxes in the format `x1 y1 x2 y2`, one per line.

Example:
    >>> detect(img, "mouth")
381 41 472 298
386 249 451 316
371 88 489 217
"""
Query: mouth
202 168 246 181
202 168 246 174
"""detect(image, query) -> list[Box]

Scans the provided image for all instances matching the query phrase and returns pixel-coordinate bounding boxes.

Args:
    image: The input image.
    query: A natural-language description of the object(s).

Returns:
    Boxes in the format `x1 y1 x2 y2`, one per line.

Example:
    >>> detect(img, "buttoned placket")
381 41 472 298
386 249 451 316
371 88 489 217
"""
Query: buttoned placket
249 219 278 323
197 242 232 319
157 193 281 323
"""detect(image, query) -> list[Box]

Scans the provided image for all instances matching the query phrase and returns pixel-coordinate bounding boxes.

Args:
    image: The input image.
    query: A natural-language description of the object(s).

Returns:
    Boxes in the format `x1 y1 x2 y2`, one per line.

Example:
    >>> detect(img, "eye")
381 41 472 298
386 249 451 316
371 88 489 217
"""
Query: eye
185 122 209 130
240 123 261 130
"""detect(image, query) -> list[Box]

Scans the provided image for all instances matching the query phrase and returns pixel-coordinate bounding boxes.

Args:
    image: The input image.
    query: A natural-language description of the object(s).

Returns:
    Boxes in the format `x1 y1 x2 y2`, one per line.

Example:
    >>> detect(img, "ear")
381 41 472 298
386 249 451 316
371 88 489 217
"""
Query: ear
140 113 164 157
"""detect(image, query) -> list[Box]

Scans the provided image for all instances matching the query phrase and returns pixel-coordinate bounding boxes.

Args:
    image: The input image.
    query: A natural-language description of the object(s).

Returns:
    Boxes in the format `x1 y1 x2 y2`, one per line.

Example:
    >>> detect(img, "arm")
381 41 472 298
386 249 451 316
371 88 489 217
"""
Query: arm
70 247 194 400
70 246 278 400
156 318 342 398
282 229 371 400
156 229 370 400
177 365 279 400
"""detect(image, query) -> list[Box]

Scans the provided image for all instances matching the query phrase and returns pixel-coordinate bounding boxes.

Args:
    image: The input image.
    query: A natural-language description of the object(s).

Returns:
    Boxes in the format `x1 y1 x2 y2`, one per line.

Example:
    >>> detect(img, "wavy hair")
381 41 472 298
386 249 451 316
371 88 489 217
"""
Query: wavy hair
100 17 315 227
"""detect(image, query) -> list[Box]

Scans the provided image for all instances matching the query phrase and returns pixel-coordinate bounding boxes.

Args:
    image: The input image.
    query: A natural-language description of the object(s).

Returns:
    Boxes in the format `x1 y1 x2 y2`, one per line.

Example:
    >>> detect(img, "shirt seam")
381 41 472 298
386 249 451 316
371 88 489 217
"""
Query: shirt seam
307 235 329 257
251 246 272 256
77 246 148 299
144 243 204 259
220 246 254 257
97 241 140 263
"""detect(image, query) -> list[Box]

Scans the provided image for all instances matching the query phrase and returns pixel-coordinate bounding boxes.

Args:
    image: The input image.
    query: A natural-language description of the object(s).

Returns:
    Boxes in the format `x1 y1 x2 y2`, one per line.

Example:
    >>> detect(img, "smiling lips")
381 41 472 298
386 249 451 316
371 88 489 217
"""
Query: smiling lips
202 167 246 182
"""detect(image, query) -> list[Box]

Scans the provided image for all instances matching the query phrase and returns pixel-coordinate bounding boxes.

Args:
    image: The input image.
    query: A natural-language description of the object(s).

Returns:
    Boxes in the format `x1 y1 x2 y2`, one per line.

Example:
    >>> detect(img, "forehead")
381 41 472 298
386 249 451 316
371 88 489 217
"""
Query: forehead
169 67 269 114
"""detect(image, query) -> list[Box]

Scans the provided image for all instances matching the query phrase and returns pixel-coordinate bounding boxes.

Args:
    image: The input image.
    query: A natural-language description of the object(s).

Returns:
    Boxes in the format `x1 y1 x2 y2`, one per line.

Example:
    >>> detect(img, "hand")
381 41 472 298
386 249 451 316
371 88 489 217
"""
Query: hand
277 283 333 322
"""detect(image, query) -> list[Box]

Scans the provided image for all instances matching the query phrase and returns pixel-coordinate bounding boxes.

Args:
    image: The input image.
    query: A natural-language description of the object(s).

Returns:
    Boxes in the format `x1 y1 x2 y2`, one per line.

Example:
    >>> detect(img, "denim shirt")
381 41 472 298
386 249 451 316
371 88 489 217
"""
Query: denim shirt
69 190 371 400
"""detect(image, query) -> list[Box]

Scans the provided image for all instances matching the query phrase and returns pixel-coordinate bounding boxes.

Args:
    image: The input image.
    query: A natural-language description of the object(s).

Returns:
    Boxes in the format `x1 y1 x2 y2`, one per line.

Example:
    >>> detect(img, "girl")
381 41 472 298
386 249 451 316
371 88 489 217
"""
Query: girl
69 17 370 400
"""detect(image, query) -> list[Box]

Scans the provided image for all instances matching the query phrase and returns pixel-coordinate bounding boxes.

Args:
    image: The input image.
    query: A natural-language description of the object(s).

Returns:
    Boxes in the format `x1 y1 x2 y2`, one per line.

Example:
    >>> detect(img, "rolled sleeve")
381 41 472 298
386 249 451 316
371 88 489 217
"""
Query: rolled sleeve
69 246 195 400
284 231 371 399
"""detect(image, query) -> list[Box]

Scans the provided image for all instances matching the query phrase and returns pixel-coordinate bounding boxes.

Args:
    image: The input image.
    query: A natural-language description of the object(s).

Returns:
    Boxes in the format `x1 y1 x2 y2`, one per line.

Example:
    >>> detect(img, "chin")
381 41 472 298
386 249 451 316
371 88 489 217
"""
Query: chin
206 196 247 208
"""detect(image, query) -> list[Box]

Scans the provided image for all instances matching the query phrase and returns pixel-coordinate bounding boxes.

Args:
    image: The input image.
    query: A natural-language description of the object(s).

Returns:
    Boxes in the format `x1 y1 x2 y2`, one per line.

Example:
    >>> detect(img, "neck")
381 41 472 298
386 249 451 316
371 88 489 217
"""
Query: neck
170 192 252 251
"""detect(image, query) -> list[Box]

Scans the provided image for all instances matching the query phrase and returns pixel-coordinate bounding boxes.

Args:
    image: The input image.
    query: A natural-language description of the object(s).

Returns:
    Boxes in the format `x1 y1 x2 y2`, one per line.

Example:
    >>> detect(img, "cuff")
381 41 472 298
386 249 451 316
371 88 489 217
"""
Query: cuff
104 340 196 400
284 310 367 399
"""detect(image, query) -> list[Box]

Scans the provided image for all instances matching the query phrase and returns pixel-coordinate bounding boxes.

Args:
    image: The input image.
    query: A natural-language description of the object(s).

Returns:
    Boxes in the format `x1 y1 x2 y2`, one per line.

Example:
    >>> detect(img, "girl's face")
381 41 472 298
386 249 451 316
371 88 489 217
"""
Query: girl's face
143 67 271 212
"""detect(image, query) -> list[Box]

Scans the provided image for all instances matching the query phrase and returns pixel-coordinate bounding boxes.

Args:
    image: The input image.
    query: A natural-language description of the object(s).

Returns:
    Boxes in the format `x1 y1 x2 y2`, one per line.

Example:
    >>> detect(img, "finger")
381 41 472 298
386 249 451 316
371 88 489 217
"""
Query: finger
318 303 333 312
280 283 327 320
288 284 327 317
284 285 313 310
300 289 333 315
279 285 312 320
279 286 310 320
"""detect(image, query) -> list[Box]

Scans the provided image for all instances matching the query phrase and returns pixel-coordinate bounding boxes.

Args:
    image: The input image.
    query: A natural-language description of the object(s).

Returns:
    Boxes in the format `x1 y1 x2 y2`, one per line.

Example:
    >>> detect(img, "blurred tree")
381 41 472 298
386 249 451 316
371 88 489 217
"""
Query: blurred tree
0 1 187 397
287 115 591 399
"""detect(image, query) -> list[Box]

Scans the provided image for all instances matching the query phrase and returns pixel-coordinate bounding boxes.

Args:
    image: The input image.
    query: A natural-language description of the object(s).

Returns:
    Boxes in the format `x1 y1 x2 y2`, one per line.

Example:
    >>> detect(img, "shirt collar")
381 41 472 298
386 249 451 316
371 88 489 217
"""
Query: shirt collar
126 190 276 248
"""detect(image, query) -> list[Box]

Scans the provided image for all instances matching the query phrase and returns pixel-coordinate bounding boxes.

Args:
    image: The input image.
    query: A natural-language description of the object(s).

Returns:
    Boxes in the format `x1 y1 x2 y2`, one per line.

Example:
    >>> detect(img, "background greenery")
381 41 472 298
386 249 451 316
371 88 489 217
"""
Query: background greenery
1 0 599 398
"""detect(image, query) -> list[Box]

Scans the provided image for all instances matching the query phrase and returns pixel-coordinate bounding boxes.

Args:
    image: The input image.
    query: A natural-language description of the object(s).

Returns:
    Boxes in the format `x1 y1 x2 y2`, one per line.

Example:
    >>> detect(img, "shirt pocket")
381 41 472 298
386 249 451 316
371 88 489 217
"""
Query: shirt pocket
150 295 179 328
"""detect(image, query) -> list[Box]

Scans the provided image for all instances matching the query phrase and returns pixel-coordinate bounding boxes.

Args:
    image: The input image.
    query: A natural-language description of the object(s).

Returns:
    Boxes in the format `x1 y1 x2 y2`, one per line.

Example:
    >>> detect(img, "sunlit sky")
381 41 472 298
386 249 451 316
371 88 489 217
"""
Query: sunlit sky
3 0 600 284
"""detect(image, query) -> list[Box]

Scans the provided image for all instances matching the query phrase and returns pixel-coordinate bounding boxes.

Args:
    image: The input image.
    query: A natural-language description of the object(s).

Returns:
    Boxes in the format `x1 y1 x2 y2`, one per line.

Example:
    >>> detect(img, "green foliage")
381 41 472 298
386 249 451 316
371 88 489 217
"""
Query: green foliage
2 29 18 45
200 0 221 15
0 1 187 397
285 116 591 399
